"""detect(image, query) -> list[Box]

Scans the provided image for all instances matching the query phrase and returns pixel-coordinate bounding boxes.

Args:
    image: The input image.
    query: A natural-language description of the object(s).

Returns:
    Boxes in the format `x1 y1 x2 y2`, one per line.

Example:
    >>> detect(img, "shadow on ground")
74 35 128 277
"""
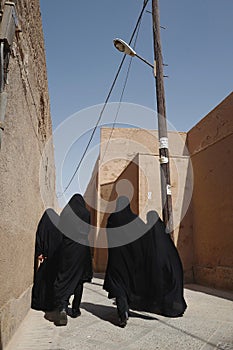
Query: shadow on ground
80 302 158 327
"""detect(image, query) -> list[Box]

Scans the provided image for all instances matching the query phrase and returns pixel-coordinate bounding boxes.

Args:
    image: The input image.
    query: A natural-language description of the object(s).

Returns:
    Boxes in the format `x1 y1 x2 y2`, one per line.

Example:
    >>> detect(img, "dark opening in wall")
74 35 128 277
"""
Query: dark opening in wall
38 92 46 141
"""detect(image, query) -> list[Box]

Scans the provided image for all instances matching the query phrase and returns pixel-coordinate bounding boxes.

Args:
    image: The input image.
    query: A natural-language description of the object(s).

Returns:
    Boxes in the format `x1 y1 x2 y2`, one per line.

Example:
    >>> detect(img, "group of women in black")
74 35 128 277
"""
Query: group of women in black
31 194 187 327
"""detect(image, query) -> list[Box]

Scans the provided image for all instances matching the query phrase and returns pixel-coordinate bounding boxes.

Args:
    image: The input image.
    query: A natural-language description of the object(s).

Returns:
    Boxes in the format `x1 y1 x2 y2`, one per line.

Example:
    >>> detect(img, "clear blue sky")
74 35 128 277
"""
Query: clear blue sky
40 0 233 205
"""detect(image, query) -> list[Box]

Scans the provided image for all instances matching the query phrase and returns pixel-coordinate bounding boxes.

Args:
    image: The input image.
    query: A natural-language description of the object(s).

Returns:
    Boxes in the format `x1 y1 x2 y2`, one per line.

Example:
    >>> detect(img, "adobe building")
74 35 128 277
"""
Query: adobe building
85 128 194 281
0 1 56 348
85 92 233 292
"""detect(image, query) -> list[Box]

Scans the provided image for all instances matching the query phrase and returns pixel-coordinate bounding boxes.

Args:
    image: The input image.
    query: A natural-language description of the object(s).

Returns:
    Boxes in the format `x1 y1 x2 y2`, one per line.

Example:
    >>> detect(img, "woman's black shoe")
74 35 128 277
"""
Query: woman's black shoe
71 308 81 318
119 311 128 328
55 308 68 326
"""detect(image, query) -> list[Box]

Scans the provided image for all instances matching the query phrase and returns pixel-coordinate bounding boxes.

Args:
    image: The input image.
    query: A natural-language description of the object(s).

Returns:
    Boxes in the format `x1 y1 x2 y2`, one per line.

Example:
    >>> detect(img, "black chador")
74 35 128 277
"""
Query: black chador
103 196 147 327
31 208 63 312
103 200 187 325
143 211 187 317
54 194 93 325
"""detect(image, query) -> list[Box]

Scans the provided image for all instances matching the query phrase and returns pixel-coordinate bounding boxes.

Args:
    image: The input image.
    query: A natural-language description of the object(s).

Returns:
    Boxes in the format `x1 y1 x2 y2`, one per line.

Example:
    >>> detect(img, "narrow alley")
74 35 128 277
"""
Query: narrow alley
5 275 233 350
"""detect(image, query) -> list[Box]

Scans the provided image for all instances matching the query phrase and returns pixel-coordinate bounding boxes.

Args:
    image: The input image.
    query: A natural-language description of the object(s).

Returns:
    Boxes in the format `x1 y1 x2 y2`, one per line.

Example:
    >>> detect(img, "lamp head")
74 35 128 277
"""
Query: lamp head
113 38 136 57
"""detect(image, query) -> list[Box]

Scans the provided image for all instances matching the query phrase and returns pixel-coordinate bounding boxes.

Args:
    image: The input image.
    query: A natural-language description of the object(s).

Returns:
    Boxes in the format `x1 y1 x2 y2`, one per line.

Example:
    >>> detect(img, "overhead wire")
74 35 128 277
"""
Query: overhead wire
59 0 149 196
59 55 126 197
100 17 144 164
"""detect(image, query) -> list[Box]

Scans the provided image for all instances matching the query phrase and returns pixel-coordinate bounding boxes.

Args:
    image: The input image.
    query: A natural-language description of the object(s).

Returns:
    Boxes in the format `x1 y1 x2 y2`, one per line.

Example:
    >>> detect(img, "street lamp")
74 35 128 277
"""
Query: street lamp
113 32 173 234
113 38 154 70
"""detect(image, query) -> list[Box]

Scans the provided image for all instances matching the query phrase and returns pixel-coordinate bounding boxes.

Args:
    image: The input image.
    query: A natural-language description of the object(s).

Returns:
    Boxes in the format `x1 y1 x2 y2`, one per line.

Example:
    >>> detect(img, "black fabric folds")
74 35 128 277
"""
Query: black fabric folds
142 211 187 317
103 198 187 318
103 196 147 302
54 194 93 309
31 208 63 311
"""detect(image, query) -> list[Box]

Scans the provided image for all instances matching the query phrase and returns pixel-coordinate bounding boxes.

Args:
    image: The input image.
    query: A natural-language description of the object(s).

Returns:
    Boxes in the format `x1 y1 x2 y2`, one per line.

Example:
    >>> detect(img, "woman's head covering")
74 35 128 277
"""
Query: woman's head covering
59 193 90 242
109 196 135 227
69 194 86 211
61 193 89 221
146 210 160 230
35 208 61 257
115 196 131 213
106 196 146 247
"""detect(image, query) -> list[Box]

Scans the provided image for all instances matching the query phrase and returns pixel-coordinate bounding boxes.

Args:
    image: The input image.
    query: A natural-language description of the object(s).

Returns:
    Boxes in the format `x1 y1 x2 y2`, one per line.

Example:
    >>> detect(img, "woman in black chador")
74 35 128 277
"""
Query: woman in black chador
31 208 63 312
143 210 187 317
54 194 93 326
103 196 147 327
104 199 187 326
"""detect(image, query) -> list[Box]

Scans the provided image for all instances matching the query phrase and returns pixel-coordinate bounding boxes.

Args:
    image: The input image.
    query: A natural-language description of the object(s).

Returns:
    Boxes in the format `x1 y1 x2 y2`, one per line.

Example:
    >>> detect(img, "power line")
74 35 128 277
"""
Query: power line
101 18 143 164
59 0 149 196
59 55 126 196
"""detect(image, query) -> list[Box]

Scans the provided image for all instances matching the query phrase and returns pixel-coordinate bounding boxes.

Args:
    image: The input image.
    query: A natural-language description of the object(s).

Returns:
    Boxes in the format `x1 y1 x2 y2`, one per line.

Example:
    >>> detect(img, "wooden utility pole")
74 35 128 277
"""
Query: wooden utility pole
152 0 173 233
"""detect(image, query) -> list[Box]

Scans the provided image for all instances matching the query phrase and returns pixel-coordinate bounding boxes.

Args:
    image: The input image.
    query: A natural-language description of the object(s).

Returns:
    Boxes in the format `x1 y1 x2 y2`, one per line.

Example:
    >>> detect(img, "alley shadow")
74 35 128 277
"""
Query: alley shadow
80 302 158 327
185 284 233 302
